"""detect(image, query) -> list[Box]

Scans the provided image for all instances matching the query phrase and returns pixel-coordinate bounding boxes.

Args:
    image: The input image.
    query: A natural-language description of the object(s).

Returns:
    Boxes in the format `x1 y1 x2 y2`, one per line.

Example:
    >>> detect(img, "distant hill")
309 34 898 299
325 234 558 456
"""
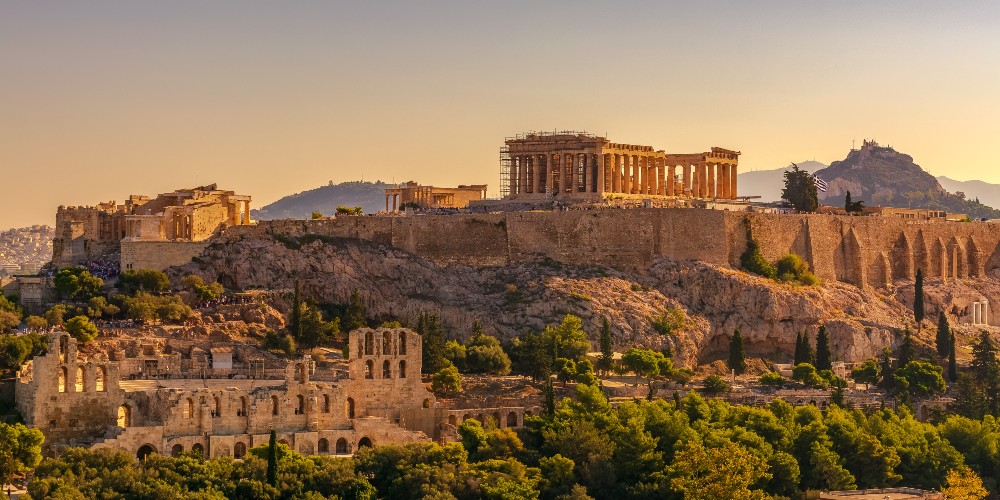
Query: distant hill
814 141 1000 220
936 176 1000 212
737 161 828 202
252 181 391 220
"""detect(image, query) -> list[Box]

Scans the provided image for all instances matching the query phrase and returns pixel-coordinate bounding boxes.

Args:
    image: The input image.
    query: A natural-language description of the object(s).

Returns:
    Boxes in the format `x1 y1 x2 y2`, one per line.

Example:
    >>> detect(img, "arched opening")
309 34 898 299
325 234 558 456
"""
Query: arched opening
171 444 183 456
346 398 355 419
96 366 106 392
296 395 305 415
272 396 280 416
399 360 406 378
448 415 457 426
525 411 533 417
58 367 67 393
59 336 68 362
382 360 391 379
357 437 373 449
117 405 131 428
423 398 431 408
184 398 195 419
75 366 85 392
335 438 348 454
234 442 247 459
365 360 374 379
136 444 156 461
191 443 204 457
463 414 471 421
399 332 407 355
493 412 501 426
278 439 290 446
382 334 391 356
365 332 374 355
507 412 518 428
318 438 329 454
297 363 307 383
323 395 330 413
238 397 247 417
213 397 222 417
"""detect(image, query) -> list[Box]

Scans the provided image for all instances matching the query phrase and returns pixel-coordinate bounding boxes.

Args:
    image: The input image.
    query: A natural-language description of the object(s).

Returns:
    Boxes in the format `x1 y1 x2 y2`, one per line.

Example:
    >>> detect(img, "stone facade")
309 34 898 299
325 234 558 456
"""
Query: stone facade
384 181 488 212
501 131 739 201
52 184 251 271
15 328 536 459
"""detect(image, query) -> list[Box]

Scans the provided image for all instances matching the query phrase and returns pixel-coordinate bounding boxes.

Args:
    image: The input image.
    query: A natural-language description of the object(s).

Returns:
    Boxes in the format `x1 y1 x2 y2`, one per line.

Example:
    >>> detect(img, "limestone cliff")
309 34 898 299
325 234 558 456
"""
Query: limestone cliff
171 234 963 367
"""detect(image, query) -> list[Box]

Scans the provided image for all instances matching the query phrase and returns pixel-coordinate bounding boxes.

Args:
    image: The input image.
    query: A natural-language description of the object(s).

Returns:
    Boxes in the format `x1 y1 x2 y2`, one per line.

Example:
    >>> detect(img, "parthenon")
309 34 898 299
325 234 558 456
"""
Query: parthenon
501 131 740 200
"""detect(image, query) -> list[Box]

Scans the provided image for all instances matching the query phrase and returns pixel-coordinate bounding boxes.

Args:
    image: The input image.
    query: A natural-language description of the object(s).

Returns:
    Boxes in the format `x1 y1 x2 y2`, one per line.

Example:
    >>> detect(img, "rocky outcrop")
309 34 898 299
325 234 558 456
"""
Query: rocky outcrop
169 232 990 367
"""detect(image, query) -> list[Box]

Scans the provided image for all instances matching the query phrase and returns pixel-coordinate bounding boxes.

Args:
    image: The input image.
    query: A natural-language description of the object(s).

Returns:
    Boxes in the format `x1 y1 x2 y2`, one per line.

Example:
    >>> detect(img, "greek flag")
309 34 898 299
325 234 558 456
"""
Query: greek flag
812 175 829 193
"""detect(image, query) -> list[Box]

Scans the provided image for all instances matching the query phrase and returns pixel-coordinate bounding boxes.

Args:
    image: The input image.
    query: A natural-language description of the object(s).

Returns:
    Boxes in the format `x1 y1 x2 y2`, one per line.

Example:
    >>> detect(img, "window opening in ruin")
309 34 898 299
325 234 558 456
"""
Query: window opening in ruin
96 366 106 391
213 397 222 417
323 395 330 413
382 335 391 356
272 396 280 416
137 444 156 461
233 442 246 459
49 419 57 428
335 438 348 454
59 336 68 363
493 412 501 425
118 405 130 428
58 367 67 393
298 363 307 383
399 332 407 355
346 398 355 419
191 443 204 457
423 398 431 409
448 415 457 426
296 395 305 415
184 398 194 419
365 332 374 355
318 438 329 454
69 419 78 428
507 412 518 427
171 444 183 457
365 360 373 379
382 360 391 379
238 397 247 417
358 437 373 449
75 366 84 392
399 360 406 378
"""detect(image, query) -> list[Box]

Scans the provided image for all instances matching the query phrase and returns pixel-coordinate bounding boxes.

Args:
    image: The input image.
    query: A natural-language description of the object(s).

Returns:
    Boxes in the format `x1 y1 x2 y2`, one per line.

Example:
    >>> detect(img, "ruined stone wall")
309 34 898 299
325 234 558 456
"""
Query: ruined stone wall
224 210 1000 288
121 240 211 272
191 203 231 240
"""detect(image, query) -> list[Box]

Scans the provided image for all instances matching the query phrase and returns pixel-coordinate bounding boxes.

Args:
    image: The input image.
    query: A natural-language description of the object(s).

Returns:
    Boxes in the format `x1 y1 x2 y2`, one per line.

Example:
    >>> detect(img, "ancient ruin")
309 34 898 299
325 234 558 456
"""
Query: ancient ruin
15 328 535 459
383 181 488 212
52 184 251 272
500 131 740 201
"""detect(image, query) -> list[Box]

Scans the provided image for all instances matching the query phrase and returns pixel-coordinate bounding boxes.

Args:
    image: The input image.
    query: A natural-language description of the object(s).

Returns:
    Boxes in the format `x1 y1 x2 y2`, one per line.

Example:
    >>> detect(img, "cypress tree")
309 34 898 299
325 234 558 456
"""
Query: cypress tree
728 329 747 375
898 327 915 368
970 331 1000 415
419 311 447 374
343 288 367 332
844 191 853 213
914 269 925 329
803 331 815 366
815 325 832 371
543 377 555 417
793 331 803 365
936 311 951 357
598 317 613 376
266 429 278 486
948 332 958 383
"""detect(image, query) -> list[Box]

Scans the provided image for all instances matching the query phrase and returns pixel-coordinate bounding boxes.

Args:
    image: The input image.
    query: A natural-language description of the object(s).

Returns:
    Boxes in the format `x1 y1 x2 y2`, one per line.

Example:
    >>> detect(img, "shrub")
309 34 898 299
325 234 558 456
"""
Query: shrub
703 374 730 394
740 232 776 279
775 254 819 286
760 371 784 386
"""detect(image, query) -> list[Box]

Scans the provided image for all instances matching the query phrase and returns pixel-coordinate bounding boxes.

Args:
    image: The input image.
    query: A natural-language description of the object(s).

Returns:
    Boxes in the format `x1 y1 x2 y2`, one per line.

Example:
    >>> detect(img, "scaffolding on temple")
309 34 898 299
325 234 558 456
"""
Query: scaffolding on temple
499 144 511 198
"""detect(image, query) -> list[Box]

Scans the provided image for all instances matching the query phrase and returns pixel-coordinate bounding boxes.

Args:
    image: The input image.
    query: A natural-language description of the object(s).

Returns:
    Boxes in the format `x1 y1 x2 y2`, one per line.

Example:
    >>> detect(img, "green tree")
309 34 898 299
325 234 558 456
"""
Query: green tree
431 363 462 396
948 332 958 383
418 311 448 374
266 429 278 486
546 314 591 363
539 454 578 500
914 268 925 327
24 315 48 332
622 348 660 387
64 315 98 342
296 302 339 348
289 280 302 338
53 267 104 300
343 288 367 332
311 211 323 220
598 317 613 376
792 363 824 387
969 331 1000 415
799 331 815 366
941 466 989 500
895 360 946 397
851 358 880 387
775 253 819 285
464 329 511 375
937 311 951 356
0 294 23 332
793 331 804 365
703 374 730 394
897 328 915 368
781 164 819 213
759 371 784 386
669 441 771 500
740 228 776 279
808 442 856 491
728 329 747 375
118 269 170 294
0 422 44 488
815 325 832 371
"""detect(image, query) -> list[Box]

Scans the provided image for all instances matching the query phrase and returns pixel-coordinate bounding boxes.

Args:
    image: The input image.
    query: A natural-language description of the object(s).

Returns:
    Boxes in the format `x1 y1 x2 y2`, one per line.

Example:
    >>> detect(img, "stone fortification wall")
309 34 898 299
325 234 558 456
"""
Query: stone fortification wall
121 240 211 272
220 210 1000 288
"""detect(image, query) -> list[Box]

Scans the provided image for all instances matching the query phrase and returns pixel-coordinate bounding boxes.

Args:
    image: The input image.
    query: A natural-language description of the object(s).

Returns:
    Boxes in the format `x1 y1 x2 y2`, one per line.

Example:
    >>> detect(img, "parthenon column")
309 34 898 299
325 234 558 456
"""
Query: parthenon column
509 157 519 196
707 163 716 198
730 164 738 198
682 165 691 196
547 155 556 195
692 164 700 198
633 155 641 194
622 155 631 194
597 153 606 195
520 156 530 195
699 162 709 198
667 165 676 196
612 154 621 193
581 154 590 193
531 156 540 194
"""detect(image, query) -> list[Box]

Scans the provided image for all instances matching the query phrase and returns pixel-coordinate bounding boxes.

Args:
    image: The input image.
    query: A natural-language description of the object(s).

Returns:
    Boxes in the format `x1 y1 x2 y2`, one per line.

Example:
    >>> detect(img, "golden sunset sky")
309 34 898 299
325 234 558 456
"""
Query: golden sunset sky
2 2 998 227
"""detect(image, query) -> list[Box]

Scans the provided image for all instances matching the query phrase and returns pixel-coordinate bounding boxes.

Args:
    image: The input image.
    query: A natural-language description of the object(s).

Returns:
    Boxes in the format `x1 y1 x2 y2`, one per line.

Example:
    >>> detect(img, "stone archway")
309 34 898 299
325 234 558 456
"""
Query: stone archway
357 437 373 449
137 444 157 461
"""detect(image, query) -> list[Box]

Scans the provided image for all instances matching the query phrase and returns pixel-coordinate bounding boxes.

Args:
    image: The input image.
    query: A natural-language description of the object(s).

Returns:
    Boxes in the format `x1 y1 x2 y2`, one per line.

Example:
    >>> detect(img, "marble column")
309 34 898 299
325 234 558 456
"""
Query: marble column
708 163 716 198
531 156 540 194
611 154 620 193
557 155 565 194
667 165 676 196
730 164 738 198
582 154 590 193
682 165 691 196
520 156 530 195
597 153 606 195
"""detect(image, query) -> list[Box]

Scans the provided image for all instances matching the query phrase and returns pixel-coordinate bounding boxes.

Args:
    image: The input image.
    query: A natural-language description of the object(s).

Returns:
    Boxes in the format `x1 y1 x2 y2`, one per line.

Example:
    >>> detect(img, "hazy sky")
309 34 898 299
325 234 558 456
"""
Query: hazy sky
2 1 999 228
